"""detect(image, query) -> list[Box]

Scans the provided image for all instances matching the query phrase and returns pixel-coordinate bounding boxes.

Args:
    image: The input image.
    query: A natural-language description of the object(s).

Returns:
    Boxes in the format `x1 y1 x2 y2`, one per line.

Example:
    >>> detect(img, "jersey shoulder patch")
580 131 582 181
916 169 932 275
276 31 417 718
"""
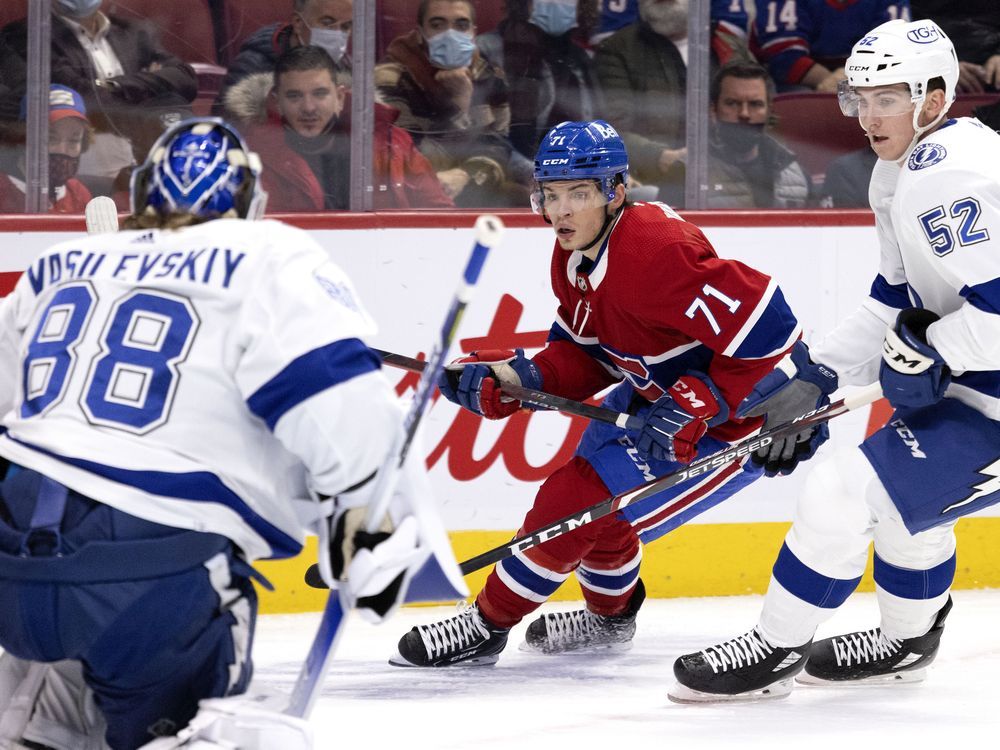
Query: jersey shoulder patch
908 142 948 171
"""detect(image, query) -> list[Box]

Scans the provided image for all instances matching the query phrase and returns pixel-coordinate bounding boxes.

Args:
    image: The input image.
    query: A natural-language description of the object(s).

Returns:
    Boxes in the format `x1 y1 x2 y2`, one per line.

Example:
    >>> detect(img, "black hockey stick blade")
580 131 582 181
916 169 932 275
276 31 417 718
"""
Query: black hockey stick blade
458 383 883 575
374 348 641 430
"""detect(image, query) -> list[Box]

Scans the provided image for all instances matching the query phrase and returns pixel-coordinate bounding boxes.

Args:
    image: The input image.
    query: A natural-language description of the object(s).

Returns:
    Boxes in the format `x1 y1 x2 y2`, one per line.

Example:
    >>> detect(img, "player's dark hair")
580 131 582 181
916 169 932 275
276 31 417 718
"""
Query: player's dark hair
927 76 946 94
274 45 338 87
417 0 476 26
711 61 776 105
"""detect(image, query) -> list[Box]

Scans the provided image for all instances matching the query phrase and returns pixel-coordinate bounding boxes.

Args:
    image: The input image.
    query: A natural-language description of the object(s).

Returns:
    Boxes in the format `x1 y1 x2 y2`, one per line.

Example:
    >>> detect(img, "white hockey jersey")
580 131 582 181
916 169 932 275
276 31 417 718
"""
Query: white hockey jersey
812 117 1000 420
0 218 403 561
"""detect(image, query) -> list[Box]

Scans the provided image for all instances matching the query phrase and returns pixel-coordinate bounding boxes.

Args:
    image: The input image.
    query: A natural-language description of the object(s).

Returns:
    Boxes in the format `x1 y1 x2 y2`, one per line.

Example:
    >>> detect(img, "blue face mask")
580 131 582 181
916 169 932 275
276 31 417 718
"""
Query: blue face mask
426 29 476 70
56 0 103 19
530 0 578 37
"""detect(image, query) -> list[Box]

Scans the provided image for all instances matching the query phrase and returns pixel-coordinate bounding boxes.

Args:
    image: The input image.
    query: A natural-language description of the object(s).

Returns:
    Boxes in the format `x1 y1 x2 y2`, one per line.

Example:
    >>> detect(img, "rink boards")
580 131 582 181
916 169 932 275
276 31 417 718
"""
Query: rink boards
1 211 998 613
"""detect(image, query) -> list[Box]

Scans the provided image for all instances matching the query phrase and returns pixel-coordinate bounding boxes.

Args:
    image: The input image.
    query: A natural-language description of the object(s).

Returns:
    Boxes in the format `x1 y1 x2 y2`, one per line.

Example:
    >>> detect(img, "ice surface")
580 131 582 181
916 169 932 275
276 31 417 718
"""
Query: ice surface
255 590 1000 749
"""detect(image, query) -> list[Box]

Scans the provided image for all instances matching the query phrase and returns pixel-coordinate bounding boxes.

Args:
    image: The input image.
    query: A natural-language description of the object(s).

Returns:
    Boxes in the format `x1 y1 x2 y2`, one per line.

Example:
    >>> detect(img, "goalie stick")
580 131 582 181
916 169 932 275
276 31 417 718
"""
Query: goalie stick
458 382 884 575
286 215 503 718
84 196 119 234
374 348 642 430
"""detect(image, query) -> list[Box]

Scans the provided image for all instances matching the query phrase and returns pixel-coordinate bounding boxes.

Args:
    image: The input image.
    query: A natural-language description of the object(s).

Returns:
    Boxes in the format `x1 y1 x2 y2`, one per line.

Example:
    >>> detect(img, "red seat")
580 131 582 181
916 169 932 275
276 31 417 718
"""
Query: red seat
0 0 27 30
772 92 1000 186
218 0 290 66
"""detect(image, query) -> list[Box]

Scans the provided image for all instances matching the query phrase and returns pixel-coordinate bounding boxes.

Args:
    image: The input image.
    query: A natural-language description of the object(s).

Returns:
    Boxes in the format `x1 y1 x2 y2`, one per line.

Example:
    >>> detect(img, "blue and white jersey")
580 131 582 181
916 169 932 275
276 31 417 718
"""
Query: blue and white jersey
812 117 1000 420
0 218 402 561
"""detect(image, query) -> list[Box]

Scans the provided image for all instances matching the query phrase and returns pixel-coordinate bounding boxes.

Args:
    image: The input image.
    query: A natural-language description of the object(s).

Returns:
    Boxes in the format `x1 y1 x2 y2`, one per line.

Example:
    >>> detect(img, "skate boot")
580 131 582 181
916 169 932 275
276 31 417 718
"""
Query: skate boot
669 627 811 703
522 579 645 654
799 596 952 685
390 603 510 667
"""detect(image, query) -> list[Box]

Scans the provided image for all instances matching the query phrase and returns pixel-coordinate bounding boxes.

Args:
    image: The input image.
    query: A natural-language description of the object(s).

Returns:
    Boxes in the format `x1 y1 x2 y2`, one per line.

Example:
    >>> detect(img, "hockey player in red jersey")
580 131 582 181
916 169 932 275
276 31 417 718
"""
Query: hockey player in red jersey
391 119 836 667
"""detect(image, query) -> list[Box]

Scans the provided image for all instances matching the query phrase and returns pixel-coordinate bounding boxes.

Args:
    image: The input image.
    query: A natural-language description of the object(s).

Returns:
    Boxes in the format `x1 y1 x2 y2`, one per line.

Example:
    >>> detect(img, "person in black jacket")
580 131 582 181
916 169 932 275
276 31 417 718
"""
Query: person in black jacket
0 0 196 196
911 0 1000 93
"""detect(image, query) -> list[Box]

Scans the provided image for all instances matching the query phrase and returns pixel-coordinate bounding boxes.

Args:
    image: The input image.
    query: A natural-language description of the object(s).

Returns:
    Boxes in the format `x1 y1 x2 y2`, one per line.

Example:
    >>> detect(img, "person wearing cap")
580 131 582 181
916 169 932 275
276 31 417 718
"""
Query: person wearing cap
0 84 93 213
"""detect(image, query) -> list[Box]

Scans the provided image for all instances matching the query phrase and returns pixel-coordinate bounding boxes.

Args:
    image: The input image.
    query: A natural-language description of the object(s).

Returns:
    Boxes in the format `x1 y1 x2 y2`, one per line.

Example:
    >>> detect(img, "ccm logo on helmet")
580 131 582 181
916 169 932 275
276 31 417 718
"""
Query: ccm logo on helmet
907 26 941 44
541 158 570 165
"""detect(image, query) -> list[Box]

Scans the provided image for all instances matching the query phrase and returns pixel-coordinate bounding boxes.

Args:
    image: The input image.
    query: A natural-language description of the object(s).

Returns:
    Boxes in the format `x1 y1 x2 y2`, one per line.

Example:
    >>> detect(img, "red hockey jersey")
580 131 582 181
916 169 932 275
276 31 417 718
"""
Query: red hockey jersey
533 201 801 443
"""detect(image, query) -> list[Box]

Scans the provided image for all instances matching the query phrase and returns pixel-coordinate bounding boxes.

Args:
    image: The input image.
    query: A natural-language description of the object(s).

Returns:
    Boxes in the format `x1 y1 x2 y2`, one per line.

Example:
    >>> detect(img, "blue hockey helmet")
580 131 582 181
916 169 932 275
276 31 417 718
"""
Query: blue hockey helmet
130 117 266 220
531 120 629 211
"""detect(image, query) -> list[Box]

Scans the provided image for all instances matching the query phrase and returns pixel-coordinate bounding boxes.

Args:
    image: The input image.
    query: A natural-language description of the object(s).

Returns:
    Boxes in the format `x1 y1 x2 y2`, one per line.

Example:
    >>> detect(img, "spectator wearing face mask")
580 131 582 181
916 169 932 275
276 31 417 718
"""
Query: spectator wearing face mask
225 45 452 211
375 0 528 207
0 85 93 213
216 0 354 113
594 0 752 196
662 61 809 208
477 0 602 160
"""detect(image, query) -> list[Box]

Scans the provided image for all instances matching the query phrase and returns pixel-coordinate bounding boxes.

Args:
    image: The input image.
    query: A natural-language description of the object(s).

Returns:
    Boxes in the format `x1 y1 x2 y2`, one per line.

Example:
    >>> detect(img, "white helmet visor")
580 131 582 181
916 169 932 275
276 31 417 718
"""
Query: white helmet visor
530 180 611 215
837 79 917 118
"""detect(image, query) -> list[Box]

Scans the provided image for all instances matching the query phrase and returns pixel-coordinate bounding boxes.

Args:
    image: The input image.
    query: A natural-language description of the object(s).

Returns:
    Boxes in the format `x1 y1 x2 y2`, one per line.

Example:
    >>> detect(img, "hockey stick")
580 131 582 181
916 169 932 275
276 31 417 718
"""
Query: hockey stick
458 382 884 575
84 196 119 234
374 348 641 430
286 215 503 718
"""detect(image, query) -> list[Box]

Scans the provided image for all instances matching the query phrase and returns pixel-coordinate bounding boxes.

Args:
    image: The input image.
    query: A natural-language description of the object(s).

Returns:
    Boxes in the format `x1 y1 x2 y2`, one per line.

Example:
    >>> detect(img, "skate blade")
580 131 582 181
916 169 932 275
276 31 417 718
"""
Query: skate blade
667 678 793 704
796 667 926 686
518 640 634 655
388 651 500 668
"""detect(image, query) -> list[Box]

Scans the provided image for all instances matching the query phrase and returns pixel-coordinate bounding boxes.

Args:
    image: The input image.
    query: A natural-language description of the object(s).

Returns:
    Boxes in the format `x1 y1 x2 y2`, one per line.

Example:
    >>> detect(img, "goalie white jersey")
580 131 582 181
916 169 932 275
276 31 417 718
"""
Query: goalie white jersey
0 218 401 561
812 117 1000 419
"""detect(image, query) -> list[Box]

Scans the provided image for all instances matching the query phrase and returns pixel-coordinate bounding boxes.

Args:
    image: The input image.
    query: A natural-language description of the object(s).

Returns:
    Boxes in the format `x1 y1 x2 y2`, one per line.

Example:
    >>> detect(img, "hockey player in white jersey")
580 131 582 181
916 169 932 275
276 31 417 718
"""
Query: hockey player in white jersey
671 19 1000 702
0 117 464 748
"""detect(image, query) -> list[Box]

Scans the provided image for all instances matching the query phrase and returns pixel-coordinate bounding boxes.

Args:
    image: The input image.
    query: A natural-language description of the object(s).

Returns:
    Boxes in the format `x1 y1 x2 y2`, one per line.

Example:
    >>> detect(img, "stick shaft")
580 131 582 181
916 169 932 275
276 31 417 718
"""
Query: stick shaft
374 348 641 430
459 383 883 575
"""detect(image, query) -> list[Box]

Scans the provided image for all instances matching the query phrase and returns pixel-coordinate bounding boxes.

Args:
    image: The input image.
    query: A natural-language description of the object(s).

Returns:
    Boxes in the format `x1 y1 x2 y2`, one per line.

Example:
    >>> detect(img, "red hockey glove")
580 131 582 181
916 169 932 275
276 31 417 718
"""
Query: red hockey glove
630 373 728 463
439 349 543 419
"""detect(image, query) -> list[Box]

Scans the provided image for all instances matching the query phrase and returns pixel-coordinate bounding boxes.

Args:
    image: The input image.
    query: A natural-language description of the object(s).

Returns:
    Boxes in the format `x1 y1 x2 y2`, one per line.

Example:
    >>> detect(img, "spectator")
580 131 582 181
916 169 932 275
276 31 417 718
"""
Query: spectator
753 0 910 92
375 0 527 207
912 1 1000 93
0 85 93 213
224 46 452 211
217 0 354 110
0 1 196 199
974 97 1000 131
595 0 752 194
818 146 877 208
477 0 602 160
663 61 809 207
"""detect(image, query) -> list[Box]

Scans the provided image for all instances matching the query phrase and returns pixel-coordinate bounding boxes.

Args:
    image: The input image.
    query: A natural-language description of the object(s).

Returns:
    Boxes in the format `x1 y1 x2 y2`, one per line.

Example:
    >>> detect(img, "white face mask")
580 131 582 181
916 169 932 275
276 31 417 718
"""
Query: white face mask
309 27 350 63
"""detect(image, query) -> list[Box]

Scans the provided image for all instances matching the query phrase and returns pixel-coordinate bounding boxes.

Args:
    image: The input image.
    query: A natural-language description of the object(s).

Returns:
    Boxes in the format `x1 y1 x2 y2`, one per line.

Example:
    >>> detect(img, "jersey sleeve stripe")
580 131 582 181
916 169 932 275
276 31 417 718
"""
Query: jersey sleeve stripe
961 279 1000 315
246 338 381 431
547 323 619 375
869 274 912 309
723 280 801 359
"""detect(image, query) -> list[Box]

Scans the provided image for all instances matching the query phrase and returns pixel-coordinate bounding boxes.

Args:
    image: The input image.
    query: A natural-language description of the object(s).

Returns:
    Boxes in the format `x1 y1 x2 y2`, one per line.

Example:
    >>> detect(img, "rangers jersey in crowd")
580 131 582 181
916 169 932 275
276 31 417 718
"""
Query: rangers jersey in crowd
813 117 1000 421
754 0 910 86
0 218 401 561
533 200 801 444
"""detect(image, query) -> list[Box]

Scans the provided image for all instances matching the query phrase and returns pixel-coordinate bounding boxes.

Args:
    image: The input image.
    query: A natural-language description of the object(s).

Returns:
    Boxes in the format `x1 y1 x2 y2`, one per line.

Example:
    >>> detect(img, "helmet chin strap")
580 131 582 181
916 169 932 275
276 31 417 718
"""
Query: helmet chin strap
577 203 624 254
896 102 948 164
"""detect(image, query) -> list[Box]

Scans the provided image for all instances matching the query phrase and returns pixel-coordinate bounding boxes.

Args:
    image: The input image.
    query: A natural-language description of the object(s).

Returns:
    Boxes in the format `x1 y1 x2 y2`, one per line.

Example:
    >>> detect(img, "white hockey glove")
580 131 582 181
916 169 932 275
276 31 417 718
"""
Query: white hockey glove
138 693 312 750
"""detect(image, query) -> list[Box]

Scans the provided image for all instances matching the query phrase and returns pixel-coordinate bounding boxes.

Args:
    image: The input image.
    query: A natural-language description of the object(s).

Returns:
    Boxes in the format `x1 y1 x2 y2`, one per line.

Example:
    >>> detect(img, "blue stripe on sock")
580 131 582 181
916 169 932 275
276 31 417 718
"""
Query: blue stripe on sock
772 543 861 609
873 552 956 600
576 565 639 592
498 556 565 598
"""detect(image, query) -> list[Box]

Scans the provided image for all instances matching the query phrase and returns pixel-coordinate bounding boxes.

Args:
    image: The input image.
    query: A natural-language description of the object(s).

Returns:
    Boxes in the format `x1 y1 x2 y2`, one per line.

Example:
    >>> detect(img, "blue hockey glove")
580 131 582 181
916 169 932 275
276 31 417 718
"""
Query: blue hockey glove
629 373 728 463
880 308 951 409
736 341 839 477
439 348 543 419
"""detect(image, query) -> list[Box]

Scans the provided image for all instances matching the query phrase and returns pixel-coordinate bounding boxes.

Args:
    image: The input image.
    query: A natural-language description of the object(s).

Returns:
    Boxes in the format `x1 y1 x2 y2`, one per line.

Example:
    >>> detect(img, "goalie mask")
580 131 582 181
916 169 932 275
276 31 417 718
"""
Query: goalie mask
130 117 267 221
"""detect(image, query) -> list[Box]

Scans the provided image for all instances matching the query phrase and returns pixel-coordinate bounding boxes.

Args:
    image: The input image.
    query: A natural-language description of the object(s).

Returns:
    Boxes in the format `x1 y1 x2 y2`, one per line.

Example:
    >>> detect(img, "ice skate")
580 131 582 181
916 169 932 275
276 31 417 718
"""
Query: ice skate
521 580 645 654
390 603 510 667
669 627 810 703
798 596 952 685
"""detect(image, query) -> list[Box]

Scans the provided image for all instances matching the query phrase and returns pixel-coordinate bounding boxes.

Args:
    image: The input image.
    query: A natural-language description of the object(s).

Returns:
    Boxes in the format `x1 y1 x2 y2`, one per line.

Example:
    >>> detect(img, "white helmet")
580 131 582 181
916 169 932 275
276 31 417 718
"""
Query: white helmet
841 19 958 113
